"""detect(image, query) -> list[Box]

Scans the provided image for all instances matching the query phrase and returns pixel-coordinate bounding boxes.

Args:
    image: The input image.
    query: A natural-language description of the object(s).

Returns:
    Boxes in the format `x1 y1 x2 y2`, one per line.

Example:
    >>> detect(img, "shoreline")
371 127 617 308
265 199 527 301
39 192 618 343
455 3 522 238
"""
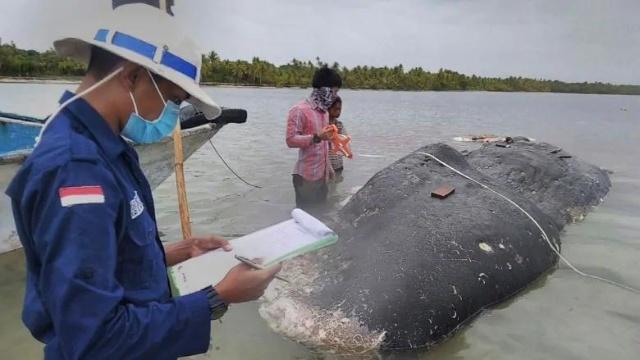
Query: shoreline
1 77 638 96
0 77 81 85
0 77 298 89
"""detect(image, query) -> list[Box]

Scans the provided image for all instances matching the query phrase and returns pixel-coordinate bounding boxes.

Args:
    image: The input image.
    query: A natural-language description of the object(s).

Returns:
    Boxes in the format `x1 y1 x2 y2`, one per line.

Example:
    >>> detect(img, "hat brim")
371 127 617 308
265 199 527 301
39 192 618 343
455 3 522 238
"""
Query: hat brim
184 84 221 120
54 37 222 121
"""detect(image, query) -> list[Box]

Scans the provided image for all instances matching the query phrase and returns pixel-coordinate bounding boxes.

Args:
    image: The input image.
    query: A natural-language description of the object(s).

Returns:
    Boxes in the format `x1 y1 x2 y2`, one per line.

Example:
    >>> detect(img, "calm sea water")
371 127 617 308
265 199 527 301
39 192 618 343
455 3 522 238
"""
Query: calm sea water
0 84 639 359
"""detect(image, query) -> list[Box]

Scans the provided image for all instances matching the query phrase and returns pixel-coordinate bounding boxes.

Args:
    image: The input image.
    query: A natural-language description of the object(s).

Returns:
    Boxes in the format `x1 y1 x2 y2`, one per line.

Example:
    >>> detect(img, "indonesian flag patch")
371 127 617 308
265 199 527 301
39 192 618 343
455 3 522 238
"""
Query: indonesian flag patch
59 186 105 207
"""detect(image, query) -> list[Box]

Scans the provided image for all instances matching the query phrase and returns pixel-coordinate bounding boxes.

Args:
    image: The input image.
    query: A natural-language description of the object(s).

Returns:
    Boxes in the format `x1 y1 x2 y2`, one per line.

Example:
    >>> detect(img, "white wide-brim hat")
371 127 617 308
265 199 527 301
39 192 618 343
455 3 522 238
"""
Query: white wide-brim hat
53 3 221 120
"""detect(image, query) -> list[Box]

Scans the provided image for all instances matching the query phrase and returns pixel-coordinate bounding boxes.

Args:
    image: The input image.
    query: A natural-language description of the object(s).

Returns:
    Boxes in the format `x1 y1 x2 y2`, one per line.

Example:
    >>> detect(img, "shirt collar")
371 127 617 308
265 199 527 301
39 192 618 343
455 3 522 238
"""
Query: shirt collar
305 98 326 113
59 91 128 159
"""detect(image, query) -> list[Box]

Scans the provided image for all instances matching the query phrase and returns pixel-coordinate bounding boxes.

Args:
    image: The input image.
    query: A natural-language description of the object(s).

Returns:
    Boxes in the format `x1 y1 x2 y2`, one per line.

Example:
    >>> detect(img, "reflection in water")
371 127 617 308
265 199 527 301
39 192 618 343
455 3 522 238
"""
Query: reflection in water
1 86 639 359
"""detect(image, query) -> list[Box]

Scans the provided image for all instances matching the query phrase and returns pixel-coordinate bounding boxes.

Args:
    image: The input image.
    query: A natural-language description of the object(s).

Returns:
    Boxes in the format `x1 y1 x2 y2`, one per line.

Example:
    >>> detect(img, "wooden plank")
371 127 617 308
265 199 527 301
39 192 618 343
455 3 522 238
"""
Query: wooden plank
431 185 455 199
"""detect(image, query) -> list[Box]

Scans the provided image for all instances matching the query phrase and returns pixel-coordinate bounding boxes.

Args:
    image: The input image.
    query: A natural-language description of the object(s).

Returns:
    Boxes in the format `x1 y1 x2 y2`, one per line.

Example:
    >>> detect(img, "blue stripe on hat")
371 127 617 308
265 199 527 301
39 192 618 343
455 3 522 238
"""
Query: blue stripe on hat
94 29 197 80
161 51 198 81
94 29 109 42
111 31 157 59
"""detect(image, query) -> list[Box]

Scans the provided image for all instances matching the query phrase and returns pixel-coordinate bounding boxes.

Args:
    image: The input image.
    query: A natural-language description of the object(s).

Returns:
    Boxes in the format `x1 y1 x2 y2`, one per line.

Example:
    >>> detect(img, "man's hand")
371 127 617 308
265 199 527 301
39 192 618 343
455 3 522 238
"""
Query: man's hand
318 127 335 141
214 261 283 303
187 235 232 258
164 235 232 267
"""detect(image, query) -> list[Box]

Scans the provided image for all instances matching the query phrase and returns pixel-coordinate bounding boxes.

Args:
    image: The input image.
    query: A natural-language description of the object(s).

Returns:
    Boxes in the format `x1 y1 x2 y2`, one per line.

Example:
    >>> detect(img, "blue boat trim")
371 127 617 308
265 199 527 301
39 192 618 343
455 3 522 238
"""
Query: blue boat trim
0 122 40 155
0 111 44 124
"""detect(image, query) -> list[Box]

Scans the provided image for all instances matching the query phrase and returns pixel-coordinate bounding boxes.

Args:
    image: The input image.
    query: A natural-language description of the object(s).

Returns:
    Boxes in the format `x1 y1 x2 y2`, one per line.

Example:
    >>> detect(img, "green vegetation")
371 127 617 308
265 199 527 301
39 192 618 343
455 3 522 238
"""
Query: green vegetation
0 42 85 78
2 42 639 95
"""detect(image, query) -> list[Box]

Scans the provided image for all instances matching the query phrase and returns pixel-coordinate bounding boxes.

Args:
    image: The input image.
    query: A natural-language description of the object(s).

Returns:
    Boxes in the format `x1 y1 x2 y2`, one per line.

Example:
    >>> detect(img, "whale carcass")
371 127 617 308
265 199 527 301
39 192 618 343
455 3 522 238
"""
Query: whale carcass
260 140 611 356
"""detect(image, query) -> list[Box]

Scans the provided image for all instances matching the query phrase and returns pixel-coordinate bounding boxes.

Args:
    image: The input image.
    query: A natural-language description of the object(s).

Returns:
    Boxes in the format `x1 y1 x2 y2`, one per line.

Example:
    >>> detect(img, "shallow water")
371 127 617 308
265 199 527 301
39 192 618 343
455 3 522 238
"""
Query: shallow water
0 85 639 359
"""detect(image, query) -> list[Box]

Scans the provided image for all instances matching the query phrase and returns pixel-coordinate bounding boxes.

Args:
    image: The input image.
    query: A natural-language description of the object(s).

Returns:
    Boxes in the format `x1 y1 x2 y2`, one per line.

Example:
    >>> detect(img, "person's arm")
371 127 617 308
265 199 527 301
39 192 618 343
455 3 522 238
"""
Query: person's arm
26 160 211 359
286 107 315 148
328 162 336 179
339 122 347 136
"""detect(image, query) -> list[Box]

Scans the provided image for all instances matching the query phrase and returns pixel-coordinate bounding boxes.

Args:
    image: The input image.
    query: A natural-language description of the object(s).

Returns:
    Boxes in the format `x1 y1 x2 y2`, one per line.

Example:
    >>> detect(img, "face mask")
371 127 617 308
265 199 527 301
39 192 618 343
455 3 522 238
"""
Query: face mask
310 87 338 112
122 69 180 144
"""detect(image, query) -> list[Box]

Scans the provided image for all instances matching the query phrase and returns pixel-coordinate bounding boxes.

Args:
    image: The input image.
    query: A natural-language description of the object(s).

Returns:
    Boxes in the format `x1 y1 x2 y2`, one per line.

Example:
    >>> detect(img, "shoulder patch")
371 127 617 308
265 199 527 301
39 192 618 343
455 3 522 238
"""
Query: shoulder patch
59 186 105 207
130 191 145 219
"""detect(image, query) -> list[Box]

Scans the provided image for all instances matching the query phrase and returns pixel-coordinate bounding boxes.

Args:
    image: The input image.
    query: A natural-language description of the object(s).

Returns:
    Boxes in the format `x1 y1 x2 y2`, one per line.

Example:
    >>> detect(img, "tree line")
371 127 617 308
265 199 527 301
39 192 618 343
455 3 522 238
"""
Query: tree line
1 41 639 95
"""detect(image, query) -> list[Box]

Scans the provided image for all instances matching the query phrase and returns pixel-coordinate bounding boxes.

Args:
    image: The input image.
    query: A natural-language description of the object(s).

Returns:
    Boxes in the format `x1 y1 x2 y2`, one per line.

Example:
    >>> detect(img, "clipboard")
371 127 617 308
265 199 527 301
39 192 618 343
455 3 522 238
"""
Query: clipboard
168 209 338 295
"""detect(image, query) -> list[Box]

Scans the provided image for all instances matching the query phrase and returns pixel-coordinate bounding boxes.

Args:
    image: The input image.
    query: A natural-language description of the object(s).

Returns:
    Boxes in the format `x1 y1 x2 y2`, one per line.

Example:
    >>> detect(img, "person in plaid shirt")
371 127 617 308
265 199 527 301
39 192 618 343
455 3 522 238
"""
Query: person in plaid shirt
286 67 342 211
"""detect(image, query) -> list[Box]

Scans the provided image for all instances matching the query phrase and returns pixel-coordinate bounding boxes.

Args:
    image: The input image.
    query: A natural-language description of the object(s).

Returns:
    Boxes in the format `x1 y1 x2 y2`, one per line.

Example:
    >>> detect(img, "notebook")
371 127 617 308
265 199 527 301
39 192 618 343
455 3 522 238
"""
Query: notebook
168 209 338 295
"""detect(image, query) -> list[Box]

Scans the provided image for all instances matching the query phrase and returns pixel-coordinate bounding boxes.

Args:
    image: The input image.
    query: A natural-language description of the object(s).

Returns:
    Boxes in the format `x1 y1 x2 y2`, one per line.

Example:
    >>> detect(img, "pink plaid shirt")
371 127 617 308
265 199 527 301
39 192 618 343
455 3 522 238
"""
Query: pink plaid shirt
286 100 333 181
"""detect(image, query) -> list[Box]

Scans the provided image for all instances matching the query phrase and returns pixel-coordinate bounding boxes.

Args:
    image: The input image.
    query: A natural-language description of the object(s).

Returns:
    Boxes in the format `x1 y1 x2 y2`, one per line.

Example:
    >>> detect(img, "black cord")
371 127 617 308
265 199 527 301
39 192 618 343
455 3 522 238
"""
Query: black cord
209 139 262 189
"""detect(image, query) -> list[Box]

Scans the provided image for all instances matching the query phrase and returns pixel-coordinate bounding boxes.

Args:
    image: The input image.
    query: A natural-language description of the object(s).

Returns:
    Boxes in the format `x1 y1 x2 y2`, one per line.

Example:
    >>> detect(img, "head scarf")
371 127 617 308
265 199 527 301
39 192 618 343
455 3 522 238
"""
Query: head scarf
309 87 338 112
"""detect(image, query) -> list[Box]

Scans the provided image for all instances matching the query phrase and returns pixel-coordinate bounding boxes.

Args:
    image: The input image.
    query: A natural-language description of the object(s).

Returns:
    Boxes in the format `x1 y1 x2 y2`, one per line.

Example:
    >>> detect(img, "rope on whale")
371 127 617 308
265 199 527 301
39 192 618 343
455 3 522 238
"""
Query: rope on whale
418 152 640 294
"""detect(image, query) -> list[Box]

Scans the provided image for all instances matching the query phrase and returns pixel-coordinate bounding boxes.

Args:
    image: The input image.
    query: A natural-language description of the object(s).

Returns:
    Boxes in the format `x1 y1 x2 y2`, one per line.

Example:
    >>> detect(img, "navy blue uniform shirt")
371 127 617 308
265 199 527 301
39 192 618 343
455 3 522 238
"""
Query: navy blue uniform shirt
5 92 211 359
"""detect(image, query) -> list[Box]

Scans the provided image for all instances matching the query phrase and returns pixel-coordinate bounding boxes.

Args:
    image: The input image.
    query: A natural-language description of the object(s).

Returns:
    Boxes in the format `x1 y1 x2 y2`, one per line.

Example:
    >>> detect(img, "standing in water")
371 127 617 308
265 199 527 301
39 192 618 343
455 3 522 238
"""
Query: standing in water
5 4 280 359
328 96 347 180
286 66 343 212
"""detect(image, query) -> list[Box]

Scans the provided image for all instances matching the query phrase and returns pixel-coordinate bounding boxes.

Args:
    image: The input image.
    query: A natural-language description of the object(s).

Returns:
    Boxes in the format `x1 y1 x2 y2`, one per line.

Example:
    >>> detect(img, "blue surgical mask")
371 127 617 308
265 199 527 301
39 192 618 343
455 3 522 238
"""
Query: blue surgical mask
122 70 180 144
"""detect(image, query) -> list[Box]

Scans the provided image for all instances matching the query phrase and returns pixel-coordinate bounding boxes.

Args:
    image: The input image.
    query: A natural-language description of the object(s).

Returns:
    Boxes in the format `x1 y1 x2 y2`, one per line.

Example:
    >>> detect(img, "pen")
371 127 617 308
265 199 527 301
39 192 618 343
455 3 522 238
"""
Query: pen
234 255 290 283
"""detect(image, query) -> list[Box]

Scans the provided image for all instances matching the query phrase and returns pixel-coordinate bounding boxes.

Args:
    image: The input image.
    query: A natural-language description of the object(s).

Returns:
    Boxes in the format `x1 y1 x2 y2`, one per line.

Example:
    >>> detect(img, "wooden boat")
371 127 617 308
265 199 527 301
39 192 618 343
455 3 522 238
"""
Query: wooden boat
0 107 246 254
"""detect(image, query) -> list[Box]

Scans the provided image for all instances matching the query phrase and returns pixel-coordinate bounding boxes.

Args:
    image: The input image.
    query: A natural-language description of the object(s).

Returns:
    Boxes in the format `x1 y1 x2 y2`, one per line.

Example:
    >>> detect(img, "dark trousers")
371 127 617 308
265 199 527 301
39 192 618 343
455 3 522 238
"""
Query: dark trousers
292 174 328 212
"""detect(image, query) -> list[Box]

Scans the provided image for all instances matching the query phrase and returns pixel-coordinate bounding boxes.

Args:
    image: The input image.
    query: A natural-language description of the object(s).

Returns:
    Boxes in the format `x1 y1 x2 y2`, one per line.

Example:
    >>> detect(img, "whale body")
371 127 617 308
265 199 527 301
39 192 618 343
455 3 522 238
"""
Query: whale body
260 140 610 355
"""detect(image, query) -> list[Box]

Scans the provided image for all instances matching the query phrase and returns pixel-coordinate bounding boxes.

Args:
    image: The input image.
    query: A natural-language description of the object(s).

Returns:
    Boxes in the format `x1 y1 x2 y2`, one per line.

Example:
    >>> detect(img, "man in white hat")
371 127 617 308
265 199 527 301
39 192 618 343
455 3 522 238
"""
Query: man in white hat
5 3 280 359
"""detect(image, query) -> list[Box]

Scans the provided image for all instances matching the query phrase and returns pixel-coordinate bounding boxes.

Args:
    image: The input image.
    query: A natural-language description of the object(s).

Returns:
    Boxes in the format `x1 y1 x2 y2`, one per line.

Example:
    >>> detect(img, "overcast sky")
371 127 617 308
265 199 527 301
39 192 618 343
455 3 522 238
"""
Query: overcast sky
1 0 638 84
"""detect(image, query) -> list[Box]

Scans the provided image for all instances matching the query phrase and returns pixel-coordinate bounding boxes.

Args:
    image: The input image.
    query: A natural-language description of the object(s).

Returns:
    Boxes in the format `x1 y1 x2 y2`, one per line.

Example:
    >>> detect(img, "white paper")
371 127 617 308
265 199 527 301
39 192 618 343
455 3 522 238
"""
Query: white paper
169 209 337 295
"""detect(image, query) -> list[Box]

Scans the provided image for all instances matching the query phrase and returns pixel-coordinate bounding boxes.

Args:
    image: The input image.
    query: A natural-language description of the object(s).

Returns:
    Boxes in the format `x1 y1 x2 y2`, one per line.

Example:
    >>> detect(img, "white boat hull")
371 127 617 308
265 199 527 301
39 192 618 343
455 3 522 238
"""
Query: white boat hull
0 123 222 254
0 157 22 253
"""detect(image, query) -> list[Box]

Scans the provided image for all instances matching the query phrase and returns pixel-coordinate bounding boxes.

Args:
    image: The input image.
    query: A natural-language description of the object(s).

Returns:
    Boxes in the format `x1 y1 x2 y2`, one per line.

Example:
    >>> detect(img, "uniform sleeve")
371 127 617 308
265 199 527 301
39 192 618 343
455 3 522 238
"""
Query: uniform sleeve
286 107 314 148
24 160 211 360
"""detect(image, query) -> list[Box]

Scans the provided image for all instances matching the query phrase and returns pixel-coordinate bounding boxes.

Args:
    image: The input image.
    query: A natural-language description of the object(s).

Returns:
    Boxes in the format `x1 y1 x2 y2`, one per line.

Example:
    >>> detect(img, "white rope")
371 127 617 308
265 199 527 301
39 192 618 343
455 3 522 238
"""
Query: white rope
418 151 640 294
35 67 124 146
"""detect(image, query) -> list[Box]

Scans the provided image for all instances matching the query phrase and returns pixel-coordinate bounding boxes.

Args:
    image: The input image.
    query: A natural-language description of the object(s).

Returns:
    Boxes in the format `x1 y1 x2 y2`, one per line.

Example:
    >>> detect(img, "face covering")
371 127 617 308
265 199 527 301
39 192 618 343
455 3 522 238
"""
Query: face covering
121 69 180 144
309 87 338 112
